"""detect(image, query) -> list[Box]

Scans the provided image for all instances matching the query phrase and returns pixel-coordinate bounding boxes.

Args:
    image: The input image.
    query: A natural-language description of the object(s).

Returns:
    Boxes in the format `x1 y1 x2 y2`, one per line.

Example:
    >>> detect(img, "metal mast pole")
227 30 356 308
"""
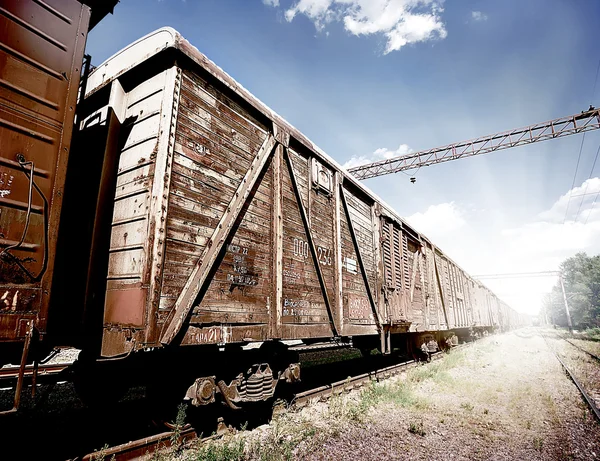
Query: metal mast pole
559 273 573 333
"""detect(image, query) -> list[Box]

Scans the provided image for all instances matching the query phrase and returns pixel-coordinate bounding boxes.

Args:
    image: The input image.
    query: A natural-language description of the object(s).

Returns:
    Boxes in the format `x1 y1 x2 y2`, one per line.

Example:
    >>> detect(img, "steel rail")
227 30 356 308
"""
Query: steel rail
542 334 600 423
81 426 203 461
559 335 600 364
0 362 70 381
348 108 600 180
292 346 466 407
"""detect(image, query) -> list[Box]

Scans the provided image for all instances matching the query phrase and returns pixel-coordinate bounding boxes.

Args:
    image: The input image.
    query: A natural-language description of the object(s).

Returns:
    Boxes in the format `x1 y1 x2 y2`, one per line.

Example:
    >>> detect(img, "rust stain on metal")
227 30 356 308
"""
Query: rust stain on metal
0 0 90 347
104 285 147 327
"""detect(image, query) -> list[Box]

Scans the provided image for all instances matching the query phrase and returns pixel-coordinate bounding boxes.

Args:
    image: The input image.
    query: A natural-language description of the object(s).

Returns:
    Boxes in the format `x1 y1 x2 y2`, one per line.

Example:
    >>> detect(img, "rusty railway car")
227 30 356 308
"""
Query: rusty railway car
65 28 524 407
0 17 526 412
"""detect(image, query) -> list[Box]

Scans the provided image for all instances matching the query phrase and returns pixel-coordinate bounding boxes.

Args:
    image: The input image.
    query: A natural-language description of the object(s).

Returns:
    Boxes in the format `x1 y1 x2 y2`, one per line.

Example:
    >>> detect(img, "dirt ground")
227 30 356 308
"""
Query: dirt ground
174 328 600 461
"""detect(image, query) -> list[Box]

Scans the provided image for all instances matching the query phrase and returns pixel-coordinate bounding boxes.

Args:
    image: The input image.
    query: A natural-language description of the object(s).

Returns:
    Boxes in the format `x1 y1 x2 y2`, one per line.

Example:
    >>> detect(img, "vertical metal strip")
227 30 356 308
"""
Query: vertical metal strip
283 147 339 337
372 204 385 323
389 222 396 289
409 249 418 303
417 248 427 327
146 66 182 343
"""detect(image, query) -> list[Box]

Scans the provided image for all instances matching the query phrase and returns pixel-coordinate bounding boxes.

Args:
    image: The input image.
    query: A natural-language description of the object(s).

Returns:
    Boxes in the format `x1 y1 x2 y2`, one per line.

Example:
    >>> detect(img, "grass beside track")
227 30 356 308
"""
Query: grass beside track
154 330 600 460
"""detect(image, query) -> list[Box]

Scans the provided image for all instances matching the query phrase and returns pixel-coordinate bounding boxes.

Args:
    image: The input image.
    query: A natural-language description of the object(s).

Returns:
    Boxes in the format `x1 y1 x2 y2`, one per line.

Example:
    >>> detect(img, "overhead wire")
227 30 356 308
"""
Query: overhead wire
581 56 600 225
562 131 586 224
584 173 600 224
563 56 600 224
573 142 600 222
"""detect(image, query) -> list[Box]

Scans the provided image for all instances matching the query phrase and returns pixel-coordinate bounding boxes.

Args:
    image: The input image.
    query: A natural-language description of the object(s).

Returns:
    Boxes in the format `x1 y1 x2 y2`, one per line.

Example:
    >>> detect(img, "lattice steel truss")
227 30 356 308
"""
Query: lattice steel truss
348 108 600 180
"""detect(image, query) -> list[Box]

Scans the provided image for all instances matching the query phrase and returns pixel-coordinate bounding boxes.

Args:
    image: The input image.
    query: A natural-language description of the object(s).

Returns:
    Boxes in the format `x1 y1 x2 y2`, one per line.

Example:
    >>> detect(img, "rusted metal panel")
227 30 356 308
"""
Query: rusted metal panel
104 285 147 327
0 0 90 345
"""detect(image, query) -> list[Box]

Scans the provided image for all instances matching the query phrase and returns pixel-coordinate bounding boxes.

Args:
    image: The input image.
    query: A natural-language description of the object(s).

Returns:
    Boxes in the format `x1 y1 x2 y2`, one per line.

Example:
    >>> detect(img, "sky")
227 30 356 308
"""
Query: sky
87 0 600 316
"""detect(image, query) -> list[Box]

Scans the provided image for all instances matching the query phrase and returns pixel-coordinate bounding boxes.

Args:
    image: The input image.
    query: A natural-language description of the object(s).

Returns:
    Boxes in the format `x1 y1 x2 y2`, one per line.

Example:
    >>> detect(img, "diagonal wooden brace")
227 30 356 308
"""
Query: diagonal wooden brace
160 134 278 345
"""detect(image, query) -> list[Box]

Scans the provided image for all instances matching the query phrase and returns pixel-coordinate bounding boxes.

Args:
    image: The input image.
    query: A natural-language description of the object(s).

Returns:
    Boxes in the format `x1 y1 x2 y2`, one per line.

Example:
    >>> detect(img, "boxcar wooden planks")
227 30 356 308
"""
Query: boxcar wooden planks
82 28 522 356
339 190 376 327
159 69 269 317
280 149 331 328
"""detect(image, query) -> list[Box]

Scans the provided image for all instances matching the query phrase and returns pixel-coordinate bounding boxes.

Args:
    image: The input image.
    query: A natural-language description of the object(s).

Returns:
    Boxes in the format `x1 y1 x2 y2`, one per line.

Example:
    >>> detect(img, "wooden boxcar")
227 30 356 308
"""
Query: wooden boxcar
75 28 522 363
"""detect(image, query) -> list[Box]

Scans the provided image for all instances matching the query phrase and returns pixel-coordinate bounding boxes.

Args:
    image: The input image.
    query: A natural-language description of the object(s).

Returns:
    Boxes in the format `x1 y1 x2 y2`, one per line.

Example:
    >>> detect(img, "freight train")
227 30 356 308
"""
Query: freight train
0 1 528 413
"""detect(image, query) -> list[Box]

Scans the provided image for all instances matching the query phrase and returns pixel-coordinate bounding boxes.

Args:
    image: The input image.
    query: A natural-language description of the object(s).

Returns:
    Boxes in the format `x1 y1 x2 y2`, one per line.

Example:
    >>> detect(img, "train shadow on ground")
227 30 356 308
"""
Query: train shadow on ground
0 348 416 460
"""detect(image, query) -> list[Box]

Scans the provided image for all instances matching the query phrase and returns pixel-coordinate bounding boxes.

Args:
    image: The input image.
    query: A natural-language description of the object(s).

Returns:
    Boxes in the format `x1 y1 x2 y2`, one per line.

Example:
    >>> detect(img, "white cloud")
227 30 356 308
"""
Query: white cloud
502 177 600 260
265 0 447 53
488 183 600 315
538 177 600 223
343 143 413 168
398 178 600 316
406 202 466 235
263 0 280 6
471 11 488 21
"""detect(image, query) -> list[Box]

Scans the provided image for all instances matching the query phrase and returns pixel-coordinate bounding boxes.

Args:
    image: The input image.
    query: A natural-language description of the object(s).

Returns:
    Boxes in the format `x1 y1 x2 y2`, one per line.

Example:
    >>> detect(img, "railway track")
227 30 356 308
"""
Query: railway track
0 363 70 381
542 334 600 423
82 426 201 461
292 350 449 407
558 335 600 363
80 346 464 460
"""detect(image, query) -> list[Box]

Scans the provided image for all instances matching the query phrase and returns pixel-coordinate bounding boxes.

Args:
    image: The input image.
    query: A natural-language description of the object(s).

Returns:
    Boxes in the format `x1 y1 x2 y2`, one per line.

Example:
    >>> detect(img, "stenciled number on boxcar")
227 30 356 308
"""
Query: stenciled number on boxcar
292 238 309 259
283 261 301 284
226 244 257 287
193 326 223 344
317 246 332 266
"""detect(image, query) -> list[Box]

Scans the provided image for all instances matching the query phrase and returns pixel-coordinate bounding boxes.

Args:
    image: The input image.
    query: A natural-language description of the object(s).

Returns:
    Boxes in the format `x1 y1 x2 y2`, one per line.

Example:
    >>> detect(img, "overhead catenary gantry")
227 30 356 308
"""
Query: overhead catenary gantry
348 107 600 180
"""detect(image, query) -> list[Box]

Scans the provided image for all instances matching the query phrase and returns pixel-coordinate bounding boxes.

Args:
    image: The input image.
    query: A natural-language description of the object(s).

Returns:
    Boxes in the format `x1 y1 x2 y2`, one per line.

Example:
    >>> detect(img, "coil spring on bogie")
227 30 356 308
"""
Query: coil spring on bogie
244 364 274 401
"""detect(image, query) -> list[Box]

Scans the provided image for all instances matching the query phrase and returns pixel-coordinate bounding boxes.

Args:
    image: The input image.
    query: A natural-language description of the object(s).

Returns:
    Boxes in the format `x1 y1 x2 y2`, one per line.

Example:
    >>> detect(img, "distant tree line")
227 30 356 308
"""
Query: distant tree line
543 252 600 329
